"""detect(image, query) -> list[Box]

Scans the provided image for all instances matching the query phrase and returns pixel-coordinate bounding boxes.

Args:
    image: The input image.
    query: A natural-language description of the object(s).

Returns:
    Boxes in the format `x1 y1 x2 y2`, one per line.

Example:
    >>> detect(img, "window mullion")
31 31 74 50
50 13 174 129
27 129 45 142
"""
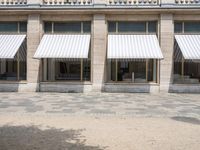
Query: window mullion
81 59 83 82
17 22 20 81
52 22 54 34
115 60 118 82
146 59 148 82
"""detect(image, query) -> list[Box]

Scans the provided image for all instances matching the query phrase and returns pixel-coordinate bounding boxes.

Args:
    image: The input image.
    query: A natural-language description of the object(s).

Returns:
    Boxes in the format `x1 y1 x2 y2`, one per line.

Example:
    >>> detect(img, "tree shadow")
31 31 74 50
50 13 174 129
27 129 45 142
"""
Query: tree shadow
0 125 104 150
171 116 200 125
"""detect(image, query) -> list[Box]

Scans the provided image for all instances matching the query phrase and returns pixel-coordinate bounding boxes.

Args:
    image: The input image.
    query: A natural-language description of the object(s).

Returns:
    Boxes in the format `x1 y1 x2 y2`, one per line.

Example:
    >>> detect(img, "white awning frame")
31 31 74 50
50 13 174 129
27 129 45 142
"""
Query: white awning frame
107 34 163 60
175 35 200 60
0 34 26 59
34 34 91 59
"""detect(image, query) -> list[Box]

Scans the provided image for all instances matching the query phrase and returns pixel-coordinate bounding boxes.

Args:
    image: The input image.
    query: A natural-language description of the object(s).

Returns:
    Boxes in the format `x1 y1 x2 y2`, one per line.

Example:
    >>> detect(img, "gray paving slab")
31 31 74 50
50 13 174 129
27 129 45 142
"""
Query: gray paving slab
0 93 199 118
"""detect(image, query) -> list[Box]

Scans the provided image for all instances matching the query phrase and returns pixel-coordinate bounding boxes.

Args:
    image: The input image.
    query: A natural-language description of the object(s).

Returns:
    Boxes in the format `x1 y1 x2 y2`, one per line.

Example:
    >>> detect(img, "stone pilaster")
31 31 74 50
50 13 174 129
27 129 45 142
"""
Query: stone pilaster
27 14 42 91
159 14 174 92
92 14 107 92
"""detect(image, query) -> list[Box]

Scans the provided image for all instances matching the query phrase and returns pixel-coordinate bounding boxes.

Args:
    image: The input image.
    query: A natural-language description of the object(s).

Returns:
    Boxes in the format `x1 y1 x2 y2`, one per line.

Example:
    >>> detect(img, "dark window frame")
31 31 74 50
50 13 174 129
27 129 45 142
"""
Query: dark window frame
107 59 158 83
0 21 27 33
174 21 200 33
108 21 157 34
44 21 91 34
0 22 27 81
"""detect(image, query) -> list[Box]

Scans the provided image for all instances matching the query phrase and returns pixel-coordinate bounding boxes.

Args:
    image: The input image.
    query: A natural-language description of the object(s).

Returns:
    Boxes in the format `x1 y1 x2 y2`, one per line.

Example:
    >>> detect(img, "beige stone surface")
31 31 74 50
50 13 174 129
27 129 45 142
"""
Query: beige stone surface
0 115 200 150
92 14 107 91
27 14 42 91
1 11 200 93
27 0 42 5
159 14 174 92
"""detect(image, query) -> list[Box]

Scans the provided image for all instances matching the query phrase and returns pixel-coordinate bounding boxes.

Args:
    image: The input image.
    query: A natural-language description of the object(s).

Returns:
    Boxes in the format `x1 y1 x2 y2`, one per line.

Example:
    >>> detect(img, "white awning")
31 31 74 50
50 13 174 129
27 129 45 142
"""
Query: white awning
107 34 163 59
0 35 26 59
175 35 200 60
34 34 91 59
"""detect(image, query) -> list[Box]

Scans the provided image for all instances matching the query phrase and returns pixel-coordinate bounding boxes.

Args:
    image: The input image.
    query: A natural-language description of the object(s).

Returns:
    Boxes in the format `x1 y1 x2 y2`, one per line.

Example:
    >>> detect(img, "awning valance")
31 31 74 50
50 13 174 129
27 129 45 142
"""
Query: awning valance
107 34 163 59
175 35 200 60
0 35 26 59
34 34 91 59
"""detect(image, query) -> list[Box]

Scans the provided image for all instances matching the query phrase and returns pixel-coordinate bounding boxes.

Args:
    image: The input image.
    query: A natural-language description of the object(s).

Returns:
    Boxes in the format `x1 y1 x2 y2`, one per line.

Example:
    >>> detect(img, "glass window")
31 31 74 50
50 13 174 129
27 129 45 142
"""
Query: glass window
18 41 27 80
54 22 81 33
83 60 91 81
108 60 157 83
108 21 117 33
44 22 52 33
174 22 183 33
56 61 81 81
148 59 157 82
0 41 27 81
130 61 146 83
174 40 200 84
44 59 91 82
19 22 27 33
118 22 146 32
83 22 91 33
117 61 130 81
174 61 200 84
184 22 200 32
148 21 157 33
0 60 18 81
0 22 18 32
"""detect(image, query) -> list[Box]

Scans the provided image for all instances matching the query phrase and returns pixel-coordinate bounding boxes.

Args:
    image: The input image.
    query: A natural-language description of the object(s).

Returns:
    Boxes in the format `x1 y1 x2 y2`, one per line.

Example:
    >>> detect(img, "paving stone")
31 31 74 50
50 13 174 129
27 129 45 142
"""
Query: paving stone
0 93 200 118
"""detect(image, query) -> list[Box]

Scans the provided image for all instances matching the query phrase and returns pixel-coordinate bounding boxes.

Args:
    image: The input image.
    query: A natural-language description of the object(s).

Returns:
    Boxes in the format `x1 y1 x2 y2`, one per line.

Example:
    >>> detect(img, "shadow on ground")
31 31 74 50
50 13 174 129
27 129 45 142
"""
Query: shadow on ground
0 125 104 150
171 116 200 125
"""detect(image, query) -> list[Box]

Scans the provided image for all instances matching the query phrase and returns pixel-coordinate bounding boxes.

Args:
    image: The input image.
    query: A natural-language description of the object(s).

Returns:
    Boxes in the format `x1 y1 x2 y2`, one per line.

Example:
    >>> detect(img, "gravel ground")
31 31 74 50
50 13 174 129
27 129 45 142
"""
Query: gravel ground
0 93 200 150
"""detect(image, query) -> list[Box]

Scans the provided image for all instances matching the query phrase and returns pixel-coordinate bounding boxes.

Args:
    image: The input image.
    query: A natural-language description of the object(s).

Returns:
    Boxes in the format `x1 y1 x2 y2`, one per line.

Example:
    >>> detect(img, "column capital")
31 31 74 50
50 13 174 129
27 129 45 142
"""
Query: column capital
161 0 175 5
93 14 106 20
160 13 174 20
93 0 107 5
27 0 43 5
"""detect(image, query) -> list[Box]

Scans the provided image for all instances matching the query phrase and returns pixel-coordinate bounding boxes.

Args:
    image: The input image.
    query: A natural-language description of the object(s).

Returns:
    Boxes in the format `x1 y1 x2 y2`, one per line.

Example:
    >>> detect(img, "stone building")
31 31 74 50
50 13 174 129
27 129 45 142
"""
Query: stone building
0 0 200 93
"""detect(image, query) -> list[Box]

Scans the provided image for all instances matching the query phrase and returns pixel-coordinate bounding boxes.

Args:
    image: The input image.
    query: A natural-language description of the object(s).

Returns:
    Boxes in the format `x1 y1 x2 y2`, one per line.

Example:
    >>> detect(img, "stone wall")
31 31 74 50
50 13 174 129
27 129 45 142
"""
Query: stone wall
0 8 200 93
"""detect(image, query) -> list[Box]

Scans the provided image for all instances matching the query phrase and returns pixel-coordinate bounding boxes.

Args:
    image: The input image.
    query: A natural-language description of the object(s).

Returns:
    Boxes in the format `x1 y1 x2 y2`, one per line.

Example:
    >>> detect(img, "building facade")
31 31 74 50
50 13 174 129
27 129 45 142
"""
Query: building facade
0 0 200 93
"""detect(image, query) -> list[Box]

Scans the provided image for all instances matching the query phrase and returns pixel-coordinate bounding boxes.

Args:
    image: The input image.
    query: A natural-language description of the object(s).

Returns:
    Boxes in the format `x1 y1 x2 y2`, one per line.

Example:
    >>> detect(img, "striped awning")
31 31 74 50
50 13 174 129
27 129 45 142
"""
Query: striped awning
107 34 163 59
0 35 26 59
175 35 200 60
34 34 91 59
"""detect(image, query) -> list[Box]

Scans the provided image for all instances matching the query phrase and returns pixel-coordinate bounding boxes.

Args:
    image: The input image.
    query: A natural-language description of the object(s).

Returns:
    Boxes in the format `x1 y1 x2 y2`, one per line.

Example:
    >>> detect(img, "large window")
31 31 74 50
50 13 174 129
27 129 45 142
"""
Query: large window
0 22 27 81
174 61 200 84
0 22 27 33
43 59 90 82
174 21 200 33
174 43 200 84
42 21 91 82
107 60 157 83
107 21 158 83
108 21 157 33
44 21 91 33
174 21 200 84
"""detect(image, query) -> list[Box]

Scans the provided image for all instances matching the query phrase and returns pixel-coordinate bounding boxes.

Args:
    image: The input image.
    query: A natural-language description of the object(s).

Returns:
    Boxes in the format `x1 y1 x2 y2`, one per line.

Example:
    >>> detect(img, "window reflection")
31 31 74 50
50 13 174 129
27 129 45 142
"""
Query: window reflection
108 60 157 83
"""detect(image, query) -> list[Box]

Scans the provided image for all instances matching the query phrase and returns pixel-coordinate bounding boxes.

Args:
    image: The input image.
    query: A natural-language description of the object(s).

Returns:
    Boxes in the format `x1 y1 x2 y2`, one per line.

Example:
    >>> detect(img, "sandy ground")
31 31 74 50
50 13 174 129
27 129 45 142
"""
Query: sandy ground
0 114 200 150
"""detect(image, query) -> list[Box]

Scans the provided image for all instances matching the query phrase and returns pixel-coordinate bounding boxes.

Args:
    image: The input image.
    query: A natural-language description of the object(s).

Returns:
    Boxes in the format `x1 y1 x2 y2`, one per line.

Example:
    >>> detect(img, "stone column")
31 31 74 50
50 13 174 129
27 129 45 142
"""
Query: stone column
92 14 107 92
159 14 174 92
27 14 42 91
